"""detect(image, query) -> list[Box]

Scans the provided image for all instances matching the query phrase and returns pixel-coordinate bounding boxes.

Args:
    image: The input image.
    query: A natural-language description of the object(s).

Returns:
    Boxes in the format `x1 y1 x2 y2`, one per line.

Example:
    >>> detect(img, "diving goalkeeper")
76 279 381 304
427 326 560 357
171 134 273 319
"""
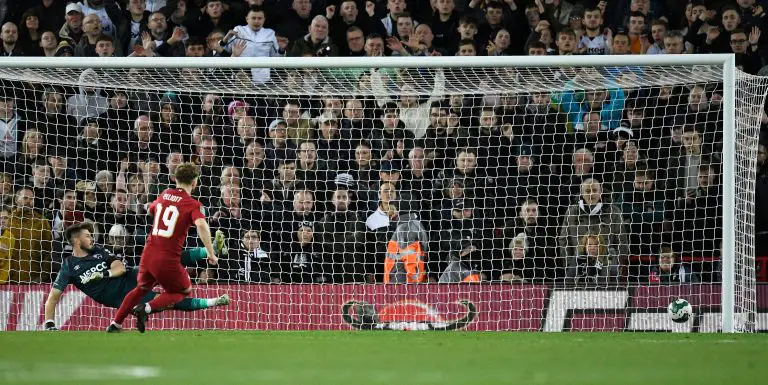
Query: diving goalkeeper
42 221 230 330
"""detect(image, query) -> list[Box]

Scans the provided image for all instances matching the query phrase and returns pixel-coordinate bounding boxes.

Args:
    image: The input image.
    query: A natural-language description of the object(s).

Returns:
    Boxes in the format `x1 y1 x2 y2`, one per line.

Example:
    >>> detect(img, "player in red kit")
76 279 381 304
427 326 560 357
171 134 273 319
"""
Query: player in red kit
108 163 218 333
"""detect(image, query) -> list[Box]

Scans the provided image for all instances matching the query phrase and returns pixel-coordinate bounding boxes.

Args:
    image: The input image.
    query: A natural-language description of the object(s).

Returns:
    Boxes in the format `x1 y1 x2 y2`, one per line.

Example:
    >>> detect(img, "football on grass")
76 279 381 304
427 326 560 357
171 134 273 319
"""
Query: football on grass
668 299 693 323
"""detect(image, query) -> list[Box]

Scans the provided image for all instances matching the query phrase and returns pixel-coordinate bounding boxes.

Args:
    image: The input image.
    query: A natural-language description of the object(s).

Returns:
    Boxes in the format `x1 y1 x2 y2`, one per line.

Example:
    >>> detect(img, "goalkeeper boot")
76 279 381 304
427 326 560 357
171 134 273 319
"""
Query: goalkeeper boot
214 294 231 306
131 305 149 334
106 323 121 333
213 230 228 257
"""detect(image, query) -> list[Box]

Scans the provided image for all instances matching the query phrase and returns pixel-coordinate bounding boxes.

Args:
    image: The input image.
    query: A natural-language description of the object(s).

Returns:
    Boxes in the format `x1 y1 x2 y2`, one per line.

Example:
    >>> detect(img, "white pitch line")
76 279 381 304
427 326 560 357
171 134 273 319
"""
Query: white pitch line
0 362 161 383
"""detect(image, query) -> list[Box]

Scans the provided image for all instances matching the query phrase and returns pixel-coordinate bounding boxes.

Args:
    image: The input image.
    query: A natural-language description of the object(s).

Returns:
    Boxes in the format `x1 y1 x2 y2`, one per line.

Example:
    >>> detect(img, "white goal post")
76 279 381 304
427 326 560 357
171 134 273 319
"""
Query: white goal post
0 54 766 333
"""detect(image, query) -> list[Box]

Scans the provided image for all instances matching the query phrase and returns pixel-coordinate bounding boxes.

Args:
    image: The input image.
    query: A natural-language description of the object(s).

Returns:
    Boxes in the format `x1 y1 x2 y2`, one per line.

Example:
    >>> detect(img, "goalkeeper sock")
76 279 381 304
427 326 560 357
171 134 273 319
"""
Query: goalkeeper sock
180 247 208 266
172 298 210 311
147 292 187 313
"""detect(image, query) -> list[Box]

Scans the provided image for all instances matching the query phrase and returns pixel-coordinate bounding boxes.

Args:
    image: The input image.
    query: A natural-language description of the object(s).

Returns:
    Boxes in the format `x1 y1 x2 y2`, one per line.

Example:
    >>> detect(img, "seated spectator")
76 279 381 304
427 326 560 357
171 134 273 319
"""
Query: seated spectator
67 69 108 125
279 221 327 283
106 223 139 268
368 102 415 162
316 112 350 170
559 178 630 279
0 173 13 209
0 92 21 173
366 181 398 231
188 0 237 42
7 187 52 283
318 183 367 283
29 162 56 218
282 100 313 147
0 207 12 283
648 245 699 284
99 189 143 236
217 229 279 283
439 237 485 283
264 119 296 170
667 163 722 261
17 129 46 178
18 9 42 56
60 3 84 46
262 160 298 206
47 147 78 192
75 14 102 56
349 140 379 191
504 199 559 280
1 22 23 56
210 184 253 242
71 118 111 182
553 73 626 130
295 140 330 193
51 188 84 267
574 233 618 285
500 233 529 282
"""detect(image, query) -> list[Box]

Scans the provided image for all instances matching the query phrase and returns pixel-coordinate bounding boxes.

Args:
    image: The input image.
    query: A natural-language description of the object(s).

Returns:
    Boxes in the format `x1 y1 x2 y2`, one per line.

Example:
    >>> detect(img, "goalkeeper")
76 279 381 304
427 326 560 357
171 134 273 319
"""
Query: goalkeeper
42 221 230 330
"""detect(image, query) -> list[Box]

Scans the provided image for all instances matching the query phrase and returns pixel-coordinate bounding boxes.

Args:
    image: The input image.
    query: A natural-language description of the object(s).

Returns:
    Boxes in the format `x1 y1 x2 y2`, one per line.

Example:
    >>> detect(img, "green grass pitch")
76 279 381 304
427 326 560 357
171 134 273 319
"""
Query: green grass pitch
1 332 767 385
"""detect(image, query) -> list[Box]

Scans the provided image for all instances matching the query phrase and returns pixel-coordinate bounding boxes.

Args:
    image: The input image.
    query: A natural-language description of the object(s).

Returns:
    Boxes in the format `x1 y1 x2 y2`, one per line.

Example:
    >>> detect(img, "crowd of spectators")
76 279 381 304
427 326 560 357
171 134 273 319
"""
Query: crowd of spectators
1 0 767 286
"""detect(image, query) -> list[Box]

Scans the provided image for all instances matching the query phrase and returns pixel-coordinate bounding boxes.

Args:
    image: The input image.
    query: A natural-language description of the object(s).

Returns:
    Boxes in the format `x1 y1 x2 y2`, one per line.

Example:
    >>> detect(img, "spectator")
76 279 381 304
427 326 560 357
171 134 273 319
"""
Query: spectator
217 229 279 283
93 170 114 212
349 140 379 191
241 141 266 202
316 112 349 170
17 129 46 178
366 181 398 231
17 9 42 56
646 19 667 54
281 100 312 147
555 27 577 55
47 146 77 192
99 188 142 236
72 118 112 181
731 27 762 75
627 11 647 54
194 136 223 205
318 183 367 282
51 188 85 267
343 25 366 56
454 15 479 55
126 115 164 160
66 69 108 125
29 162 56 217
289 15 338 57
499 233 528 282
0 22 22 56
121 0 151 54
617 168 665 256
105 223 139 268
295 140 329 193
30 0 66 34
574 233 617 285
0 92 21 172
280 221 327 283
0 206 13 283
263 160 299 205
74 14 103 56
577 6 609 55
367 102 415 161
210 184 252 241
667 162 722 261
7 187 52 283
264 119 296 170
60 3 84 46
0 172 13 209
225 5 283 84
38 30 58 56
329 0 382 55
559 178 630 279
504 199 558 280
648 245 699 284
439 237 484 283
79 0 122 38
188 0 237 41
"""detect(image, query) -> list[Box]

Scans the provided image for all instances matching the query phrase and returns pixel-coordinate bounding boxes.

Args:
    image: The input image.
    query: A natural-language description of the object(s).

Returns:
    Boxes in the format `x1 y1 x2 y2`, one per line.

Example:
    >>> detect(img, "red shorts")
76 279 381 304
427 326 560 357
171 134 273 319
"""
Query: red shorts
137 254 191 294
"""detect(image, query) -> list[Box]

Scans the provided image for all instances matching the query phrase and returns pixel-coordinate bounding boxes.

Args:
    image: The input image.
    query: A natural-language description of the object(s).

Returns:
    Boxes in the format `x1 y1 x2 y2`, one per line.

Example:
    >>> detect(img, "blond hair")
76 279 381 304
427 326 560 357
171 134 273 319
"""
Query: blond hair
578 234 608 265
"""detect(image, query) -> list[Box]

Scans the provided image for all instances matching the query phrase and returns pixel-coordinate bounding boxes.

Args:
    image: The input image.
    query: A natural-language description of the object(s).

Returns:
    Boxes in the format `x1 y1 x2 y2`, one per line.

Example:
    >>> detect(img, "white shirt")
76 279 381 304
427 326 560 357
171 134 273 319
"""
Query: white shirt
0 114 19 159
79 2 116 37
145 0 167 13
579 35 608 55
366 208 390 230
227 25 281 85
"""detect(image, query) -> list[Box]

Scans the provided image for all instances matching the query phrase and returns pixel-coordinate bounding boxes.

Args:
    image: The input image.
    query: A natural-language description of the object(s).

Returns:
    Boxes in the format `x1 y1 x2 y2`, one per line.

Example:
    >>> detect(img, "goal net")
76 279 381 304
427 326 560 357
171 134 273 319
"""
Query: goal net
0 56 766 332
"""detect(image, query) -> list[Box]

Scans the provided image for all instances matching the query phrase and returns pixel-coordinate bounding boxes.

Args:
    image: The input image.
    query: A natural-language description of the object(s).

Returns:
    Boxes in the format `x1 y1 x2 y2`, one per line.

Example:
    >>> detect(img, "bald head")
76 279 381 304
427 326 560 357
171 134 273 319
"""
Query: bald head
83 14 102 36
1 22 18 45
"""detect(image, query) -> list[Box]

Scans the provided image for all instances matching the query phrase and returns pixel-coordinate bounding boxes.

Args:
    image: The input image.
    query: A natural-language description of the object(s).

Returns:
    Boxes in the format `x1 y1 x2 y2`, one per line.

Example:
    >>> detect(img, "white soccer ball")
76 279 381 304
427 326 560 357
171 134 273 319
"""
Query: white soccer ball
668 298 693 323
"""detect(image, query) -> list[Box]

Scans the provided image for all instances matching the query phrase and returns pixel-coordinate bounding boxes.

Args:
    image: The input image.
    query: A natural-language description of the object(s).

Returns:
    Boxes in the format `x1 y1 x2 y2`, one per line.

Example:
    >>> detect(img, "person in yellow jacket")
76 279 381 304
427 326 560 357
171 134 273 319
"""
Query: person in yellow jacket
7 187 52 283
0 207 15 283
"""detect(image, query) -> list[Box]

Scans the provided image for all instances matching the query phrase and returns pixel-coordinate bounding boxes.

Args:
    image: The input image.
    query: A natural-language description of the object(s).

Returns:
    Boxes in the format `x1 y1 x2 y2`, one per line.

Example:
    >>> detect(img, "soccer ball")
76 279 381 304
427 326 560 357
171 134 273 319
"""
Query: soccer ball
668 299 693 323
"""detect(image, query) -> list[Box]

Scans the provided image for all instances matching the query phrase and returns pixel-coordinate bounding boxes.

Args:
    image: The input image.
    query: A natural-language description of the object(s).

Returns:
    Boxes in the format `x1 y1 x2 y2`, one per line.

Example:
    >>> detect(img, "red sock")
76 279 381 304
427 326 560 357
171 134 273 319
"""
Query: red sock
113 286 150 324
147 292 188 313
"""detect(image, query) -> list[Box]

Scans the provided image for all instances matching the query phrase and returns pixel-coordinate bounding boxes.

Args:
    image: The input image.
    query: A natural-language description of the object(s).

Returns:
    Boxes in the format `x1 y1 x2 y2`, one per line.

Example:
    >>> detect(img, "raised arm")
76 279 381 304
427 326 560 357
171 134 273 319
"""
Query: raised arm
195 218 218 266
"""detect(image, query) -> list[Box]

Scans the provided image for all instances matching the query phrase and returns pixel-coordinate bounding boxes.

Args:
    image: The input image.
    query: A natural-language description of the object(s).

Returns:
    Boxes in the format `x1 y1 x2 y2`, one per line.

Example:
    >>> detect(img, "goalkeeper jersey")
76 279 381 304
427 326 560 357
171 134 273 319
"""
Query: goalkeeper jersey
52 245 137 308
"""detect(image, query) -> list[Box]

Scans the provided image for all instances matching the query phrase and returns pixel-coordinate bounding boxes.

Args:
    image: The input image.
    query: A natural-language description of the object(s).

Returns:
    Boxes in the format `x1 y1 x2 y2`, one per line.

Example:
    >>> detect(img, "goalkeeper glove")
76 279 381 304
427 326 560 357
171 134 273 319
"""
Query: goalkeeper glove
44 320 58 331
213 230 228 256
81 270 110 284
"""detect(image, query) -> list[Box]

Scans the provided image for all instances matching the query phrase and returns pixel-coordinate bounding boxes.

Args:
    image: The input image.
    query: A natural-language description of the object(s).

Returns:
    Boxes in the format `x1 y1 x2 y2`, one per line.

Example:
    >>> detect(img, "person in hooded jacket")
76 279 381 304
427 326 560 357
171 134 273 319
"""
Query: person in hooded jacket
66 68 108 125
280 221 327 284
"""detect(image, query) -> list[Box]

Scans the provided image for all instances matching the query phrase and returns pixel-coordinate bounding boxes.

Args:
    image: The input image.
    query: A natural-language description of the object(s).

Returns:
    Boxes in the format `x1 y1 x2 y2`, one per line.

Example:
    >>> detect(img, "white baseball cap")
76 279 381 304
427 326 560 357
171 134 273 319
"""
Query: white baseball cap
66 3 83 14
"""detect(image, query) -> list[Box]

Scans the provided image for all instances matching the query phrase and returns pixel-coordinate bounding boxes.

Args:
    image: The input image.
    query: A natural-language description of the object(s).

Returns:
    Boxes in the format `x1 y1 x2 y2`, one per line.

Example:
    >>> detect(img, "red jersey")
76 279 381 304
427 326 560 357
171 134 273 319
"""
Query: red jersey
143 188 206 260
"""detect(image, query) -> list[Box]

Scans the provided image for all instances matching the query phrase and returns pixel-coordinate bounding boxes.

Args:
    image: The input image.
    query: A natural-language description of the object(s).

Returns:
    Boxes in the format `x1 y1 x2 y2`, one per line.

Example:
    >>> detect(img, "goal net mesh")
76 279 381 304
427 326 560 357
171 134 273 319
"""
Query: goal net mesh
0 62 766 332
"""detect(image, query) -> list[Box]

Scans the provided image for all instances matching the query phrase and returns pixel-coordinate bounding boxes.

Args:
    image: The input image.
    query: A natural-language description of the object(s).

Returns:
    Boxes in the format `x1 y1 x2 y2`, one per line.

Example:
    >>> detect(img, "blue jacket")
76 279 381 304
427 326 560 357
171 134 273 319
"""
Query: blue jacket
553 83 626 131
